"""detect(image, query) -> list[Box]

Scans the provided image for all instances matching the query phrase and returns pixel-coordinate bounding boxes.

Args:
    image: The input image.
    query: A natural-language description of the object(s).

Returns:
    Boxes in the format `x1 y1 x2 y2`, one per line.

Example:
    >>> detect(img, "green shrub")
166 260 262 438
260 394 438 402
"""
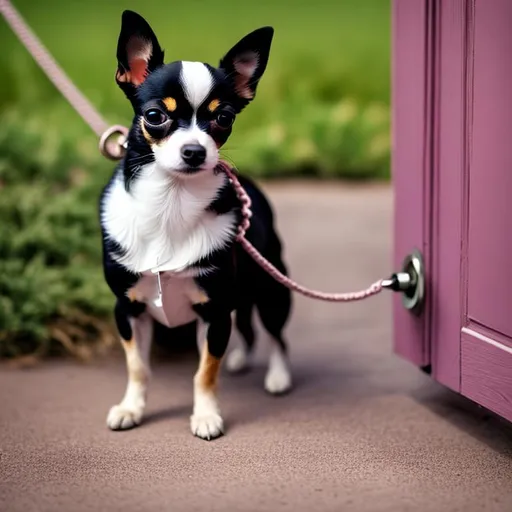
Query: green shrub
0 112 115 359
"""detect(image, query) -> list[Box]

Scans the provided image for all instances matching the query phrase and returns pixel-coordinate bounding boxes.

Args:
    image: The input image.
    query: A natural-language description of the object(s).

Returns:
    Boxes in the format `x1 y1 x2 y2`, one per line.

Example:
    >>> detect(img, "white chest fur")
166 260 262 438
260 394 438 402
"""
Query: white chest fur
131 270 205 328
102 164 236 273
102 164 236 327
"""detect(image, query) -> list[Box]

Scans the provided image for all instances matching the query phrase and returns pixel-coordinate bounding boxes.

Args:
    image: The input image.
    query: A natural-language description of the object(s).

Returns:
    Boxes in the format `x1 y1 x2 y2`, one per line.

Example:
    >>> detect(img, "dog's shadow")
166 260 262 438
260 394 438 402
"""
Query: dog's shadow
143 404 191 426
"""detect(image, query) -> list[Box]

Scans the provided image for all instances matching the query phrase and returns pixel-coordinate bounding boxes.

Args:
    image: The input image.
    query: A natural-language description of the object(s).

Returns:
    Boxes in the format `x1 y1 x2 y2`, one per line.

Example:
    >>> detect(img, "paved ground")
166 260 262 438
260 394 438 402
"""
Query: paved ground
1 183 512 512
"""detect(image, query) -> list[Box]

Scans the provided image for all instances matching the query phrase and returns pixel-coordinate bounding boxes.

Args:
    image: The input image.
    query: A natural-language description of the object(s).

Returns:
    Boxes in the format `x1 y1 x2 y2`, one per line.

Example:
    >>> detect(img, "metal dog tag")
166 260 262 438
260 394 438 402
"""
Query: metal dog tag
154 270 163 308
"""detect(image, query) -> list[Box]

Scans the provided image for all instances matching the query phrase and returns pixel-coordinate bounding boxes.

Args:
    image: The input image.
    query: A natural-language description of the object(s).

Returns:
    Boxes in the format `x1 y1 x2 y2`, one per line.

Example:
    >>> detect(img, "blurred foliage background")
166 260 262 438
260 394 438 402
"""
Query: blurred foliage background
0 0 390 358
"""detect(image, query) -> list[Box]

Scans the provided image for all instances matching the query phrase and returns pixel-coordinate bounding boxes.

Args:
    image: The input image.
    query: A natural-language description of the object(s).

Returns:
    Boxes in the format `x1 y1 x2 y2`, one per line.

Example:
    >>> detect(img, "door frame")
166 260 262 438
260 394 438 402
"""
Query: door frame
393 0 471 392
429 0 472 392
392 0 435 370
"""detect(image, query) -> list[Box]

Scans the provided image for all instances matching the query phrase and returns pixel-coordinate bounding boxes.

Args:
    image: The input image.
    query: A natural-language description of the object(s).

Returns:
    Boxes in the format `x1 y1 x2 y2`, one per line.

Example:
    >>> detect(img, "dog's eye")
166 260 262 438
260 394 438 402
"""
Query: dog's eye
216 111 235 129
144 108 168 126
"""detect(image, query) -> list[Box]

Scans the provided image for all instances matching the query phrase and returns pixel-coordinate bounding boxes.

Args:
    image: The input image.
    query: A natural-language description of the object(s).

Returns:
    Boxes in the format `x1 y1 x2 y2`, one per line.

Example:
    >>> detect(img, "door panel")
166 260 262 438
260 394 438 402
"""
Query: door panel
459 0 512 421
467 0 512 344
394 0 512 422
428 0 512 421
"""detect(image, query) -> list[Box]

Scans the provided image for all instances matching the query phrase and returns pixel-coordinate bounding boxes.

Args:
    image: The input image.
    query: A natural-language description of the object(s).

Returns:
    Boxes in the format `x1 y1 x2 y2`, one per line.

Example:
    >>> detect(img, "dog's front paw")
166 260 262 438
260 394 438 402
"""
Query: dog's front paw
190 413 224 440
107 404 144 431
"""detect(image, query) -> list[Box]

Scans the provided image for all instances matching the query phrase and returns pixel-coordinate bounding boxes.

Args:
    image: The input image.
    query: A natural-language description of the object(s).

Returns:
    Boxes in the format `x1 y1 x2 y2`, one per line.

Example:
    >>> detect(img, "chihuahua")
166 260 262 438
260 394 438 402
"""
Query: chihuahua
100 11 292 440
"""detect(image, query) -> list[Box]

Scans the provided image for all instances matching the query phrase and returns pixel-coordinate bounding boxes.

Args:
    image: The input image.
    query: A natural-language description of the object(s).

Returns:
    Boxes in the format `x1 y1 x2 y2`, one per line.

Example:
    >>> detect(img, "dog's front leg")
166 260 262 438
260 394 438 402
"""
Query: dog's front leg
191 313 231 440
107 309 153 430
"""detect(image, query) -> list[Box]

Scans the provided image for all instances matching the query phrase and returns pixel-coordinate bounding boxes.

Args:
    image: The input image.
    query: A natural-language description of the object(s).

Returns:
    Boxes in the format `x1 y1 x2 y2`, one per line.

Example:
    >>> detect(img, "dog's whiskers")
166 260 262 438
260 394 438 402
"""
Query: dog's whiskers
127 154 154 166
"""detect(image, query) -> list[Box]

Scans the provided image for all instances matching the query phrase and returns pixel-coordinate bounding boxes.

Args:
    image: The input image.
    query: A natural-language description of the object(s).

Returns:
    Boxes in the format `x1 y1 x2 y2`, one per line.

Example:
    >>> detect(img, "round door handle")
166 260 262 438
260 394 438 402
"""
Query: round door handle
382 249 425 316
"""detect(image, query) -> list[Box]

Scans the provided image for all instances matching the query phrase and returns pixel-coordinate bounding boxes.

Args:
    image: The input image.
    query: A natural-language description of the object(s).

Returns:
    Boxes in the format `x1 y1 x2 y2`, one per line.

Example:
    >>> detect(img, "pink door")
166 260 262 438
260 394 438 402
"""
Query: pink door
393 0 512 423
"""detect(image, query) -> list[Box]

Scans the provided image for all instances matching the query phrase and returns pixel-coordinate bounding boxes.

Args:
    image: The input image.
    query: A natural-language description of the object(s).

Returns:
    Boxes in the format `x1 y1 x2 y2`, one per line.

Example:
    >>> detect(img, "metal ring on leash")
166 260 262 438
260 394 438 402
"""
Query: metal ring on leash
99 125 129 161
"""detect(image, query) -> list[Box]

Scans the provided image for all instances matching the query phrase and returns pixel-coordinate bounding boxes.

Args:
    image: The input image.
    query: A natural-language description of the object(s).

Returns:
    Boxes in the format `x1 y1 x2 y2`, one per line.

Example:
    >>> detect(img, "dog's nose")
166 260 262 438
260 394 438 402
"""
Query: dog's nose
181 144 206 168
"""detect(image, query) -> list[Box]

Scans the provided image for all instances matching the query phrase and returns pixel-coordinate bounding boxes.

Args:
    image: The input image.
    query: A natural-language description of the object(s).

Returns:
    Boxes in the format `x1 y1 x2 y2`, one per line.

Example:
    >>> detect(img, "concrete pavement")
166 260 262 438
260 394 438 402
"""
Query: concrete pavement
1 183 511 512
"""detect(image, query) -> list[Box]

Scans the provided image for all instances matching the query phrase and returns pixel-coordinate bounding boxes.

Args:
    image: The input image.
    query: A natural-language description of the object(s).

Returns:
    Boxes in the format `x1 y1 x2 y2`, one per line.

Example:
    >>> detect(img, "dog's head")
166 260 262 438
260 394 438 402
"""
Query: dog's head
116 10 273 177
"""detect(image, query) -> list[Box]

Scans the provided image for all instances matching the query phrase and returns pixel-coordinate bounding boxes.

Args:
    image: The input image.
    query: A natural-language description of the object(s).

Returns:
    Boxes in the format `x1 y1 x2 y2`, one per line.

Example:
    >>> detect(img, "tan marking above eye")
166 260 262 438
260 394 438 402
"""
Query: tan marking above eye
163 97 177 112
208 99 221 112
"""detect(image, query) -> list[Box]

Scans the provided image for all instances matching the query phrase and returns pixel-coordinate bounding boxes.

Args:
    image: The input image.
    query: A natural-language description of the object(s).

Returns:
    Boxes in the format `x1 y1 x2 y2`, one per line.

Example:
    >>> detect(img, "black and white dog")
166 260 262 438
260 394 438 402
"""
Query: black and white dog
100 11 292 440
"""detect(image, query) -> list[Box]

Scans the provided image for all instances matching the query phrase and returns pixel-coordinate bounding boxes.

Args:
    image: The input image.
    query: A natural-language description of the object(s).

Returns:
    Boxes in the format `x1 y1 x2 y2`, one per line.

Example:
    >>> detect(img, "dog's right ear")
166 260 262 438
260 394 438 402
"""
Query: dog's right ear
116 11 164 105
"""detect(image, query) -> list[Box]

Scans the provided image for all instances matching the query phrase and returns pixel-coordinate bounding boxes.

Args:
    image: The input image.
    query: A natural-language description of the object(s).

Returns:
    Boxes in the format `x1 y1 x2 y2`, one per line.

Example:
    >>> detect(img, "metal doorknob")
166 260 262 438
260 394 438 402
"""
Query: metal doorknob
382 249 425 315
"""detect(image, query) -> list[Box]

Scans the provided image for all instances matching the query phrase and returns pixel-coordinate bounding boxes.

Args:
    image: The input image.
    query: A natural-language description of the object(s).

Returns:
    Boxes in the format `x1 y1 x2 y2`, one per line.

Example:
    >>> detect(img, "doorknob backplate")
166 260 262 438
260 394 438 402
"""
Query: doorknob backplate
382 249 425 315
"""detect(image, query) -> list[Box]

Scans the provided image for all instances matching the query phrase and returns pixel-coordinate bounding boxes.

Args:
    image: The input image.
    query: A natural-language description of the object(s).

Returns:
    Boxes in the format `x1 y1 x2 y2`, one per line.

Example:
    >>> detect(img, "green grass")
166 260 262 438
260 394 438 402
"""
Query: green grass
0 0 390 358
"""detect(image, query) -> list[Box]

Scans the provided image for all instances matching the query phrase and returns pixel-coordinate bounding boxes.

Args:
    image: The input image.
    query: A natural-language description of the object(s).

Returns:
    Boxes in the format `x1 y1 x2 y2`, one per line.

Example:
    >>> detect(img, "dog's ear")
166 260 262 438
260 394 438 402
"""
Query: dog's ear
116 10 164 103
219 27 274 110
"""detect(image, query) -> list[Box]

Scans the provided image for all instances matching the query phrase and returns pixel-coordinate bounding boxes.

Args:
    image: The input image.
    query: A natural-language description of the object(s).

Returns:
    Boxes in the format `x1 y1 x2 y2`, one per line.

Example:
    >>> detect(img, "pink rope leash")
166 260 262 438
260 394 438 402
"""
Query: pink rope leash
2 0 383 303
218 162 383 302
0 0 107 135
0 0 128 160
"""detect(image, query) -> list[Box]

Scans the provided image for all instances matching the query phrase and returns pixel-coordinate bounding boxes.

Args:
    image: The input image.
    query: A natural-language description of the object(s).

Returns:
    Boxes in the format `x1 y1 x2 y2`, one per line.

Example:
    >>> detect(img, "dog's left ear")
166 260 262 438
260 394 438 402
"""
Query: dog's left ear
116 10 164 105
219 27 274 110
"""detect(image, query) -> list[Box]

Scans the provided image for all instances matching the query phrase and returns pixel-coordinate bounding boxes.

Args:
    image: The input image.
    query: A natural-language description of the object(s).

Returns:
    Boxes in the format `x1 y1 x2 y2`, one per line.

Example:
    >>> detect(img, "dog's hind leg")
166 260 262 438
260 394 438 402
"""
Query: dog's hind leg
107 308 153 430
225 301 255 373
255 237 293 395
257 287 293 395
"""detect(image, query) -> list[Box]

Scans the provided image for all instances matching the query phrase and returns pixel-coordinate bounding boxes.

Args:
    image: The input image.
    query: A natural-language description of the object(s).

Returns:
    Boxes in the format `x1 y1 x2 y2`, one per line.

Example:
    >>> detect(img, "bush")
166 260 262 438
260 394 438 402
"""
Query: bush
0 111 115 359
